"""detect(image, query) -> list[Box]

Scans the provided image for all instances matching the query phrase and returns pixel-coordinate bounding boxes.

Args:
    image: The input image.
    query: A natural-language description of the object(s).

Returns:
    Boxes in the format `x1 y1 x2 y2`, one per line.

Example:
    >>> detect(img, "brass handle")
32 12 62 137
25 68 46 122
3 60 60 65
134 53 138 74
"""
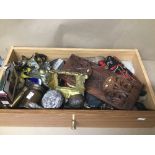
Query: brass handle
71 114 76 130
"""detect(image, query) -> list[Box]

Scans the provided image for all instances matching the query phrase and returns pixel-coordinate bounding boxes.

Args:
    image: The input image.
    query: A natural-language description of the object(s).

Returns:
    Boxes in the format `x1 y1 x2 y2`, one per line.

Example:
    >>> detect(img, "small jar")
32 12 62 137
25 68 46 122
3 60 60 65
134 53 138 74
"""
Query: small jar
19 84 46 108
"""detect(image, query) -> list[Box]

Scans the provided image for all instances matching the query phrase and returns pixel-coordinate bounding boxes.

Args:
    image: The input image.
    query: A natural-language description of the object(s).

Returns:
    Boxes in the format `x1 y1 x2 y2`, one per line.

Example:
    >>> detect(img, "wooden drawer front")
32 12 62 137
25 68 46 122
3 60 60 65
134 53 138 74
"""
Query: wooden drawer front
0 110 72 127
75 111 155 128
0 110 155 128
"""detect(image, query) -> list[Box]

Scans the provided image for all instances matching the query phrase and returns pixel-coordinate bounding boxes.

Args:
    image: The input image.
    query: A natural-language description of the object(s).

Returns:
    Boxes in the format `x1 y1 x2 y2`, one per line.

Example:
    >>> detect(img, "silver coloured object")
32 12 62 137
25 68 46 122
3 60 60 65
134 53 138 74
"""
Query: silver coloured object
41 90 64 108
85 56 104 64
0 56 4 67
52 59 64 70
27 56 40 70
24 102 42 109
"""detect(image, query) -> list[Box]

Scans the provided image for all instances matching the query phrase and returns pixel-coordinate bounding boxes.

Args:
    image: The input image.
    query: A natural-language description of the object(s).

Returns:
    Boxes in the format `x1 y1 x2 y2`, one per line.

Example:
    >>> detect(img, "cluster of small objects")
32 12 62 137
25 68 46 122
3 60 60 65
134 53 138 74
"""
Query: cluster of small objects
0 53 147 110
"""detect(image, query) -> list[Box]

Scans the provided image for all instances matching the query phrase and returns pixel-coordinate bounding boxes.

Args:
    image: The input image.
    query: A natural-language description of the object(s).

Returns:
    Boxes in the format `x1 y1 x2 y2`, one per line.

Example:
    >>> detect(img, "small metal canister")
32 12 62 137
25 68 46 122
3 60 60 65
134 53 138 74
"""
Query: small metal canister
19 84 46 108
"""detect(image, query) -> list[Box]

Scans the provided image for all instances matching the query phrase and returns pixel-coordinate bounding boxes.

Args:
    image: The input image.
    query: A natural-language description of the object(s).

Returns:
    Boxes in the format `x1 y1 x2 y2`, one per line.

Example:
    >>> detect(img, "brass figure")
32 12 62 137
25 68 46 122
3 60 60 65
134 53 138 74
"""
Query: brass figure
49 70 88 99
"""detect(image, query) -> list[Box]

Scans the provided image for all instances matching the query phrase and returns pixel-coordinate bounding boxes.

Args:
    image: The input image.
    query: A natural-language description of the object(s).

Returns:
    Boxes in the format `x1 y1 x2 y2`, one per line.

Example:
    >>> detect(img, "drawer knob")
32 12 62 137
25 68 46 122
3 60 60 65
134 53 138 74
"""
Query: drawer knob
71 114 76 130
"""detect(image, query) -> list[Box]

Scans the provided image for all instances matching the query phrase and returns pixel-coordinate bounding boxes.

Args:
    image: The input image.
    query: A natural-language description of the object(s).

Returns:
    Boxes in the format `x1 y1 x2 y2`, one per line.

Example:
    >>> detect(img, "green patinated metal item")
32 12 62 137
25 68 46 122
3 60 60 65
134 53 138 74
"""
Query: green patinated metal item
48 70 88 99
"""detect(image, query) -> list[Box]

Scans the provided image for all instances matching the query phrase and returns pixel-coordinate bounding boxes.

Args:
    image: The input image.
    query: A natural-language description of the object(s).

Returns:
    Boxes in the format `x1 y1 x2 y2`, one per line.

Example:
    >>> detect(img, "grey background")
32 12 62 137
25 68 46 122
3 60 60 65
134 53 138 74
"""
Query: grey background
1 19 155 60
0 19 155 134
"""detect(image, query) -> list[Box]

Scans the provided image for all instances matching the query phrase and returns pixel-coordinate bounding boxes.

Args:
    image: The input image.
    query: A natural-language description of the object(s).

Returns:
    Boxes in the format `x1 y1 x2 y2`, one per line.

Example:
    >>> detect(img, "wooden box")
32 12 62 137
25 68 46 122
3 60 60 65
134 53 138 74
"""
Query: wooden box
0 46 155 129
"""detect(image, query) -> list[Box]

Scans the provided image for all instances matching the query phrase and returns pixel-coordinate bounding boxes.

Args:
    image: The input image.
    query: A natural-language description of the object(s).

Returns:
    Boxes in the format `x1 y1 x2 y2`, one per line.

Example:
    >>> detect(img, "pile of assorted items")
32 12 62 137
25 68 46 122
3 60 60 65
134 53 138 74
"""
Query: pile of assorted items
0 53 147 110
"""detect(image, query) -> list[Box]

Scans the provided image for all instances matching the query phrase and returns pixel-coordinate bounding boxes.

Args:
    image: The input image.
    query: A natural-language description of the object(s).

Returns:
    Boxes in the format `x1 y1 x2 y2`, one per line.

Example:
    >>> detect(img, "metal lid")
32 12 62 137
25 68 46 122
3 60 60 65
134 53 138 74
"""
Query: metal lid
30 84 46 93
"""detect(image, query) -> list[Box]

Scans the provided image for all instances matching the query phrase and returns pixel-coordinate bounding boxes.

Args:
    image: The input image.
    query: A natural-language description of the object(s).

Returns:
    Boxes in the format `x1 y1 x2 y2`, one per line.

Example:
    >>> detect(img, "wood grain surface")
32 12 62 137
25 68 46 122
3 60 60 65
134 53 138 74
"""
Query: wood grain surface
0 109 155 128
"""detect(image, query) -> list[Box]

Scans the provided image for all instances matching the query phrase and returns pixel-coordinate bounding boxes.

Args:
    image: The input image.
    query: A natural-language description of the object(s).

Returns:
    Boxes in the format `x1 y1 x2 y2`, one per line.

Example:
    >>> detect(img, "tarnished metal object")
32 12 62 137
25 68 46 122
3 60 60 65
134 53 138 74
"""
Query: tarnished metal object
20 102 42 109
34 53 47 65
18 54 50 86
16 55 28 68
0 63 19 106
50 58 64 70
48 70 88 99
20 67 32 78
21 53 47 70
11 86 28 107
38 69 50 86
16 53 65 88
27 56 40 70
17 77 25 90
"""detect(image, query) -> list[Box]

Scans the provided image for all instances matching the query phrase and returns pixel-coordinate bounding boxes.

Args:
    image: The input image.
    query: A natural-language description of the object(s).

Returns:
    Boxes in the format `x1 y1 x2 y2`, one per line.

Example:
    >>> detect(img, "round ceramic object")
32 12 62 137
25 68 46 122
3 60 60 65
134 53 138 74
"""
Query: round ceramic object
41 90 64 108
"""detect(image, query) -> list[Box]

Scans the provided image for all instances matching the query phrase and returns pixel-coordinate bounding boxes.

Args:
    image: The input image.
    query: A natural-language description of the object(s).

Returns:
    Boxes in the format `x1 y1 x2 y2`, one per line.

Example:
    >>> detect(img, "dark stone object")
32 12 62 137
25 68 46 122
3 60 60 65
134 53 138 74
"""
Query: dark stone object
68 94 84 108
85 93 103 108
